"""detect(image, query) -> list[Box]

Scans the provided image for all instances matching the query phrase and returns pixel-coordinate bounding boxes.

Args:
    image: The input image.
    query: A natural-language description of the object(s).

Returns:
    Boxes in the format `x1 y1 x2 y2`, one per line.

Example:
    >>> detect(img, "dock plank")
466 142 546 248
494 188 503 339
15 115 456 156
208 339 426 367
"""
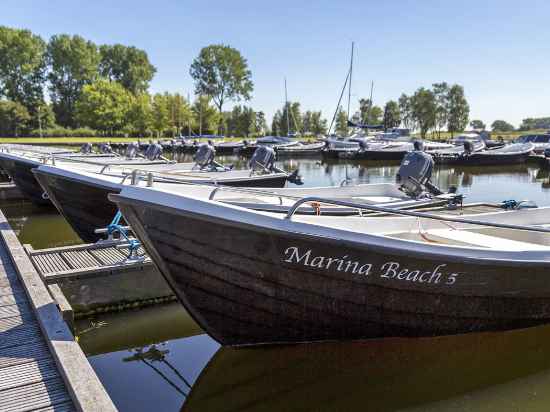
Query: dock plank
0 211 116 411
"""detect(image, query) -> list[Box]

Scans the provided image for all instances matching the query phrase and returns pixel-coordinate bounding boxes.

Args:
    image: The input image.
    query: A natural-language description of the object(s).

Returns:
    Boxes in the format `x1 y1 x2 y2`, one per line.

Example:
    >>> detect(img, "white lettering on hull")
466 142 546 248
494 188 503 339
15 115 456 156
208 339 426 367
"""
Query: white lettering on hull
283 247 460 286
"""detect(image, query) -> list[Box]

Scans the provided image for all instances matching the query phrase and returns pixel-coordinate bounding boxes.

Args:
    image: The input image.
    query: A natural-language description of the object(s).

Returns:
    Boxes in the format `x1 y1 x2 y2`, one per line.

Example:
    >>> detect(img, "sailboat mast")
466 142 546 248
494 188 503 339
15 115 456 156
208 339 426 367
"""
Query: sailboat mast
367 80 374 125
346 42 354 122
285 77 290 137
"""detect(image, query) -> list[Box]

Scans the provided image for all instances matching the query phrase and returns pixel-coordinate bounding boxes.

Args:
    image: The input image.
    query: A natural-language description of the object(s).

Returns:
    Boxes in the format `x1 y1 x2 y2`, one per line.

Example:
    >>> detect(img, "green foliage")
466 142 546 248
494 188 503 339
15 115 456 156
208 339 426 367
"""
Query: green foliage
302 110 327 136
270 102 303 136
519 117 550 131
255 111 267 135
411 88 436 138
0 100 31 136
491 120 515 132
398 94 415 131
0 26 46 116
47 34 101 127
335 106 349 136
190 44 253 113
447 84 469 136
432 82 449 137
99 44 156 94
128 93 153 137
75 79 133 134
383 100 400 130
28 127 97 137
358 98 382 125
164 93 192 136
225 105 257 137
191 95 221 135
151 94 169 137
470 119 486 130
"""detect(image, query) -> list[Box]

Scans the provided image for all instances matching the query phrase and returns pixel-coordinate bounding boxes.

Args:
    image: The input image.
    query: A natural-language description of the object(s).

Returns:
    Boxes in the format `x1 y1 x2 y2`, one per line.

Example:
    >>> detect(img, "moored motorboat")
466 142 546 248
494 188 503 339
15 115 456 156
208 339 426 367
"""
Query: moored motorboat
110 176 550 346
275 141 325 157
434 142 534 166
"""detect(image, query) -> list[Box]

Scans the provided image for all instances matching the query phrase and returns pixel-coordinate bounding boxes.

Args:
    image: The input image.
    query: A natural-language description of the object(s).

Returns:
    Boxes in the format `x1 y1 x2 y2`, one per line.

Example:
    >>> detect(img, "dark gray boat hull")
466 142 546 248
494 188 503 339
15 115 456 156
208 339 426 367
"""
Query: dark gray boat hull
111 194 550 346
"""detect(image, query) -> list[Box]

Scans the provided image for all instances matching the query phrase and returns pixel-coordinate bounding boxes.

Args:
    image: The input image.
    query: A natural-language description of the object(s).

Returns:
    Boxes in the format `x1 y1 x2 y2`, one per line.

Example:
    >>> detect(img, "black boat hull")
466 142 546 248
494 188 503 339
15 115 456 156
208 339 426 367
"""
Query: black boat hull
352 150 408 161
113 195 550 346
33 169 288 243
435 152 532 166
0 156 51 205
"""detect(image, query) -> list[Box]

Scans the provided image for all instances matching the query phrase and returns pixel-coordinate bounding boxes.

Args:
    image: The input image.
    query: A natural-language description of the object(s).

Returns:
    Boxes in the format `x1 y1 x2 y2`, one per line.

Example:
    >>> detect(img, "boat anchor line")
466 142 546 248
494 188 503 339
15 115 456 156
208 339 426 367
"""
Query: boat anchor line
283 246 459 286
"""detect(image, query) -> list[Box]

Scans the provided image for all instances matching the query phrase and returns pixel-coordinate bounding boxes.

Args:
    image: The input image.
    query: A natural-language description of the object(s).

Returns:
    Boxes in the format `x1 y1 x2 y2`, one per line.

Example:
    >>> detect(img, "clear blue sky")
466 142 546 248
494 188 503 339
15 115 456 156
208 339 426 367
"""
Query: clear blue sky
4 0 550 128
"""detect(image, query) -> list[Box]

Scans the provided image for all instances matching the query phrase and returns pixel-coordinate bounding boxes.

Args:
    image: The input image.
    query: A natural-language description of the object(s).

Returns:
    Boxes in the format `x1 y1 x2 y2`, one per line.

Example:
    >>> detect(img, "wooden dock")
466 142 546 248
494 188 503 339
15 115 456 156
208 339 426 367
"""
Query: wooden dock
0 210 116 411
25 241 173 318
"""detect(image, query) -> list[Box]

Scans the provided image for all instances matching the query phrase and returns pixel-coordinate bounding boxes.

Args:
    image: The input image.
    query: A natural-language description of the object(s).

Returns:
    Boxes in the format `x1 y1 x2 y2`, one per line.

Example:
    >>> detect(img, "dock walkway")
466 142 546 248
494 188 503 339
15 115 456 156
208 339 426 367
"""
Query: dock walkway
0 210 115 411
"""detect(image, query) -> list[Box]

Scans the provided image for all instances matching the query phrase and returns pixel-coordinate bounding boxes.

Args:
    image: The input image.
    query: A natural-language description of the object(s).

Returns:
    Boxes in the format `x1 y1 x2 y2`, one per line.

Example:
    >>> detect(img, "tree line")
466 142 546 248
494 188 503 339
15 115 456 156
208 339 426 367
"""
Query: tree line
5 25 538 139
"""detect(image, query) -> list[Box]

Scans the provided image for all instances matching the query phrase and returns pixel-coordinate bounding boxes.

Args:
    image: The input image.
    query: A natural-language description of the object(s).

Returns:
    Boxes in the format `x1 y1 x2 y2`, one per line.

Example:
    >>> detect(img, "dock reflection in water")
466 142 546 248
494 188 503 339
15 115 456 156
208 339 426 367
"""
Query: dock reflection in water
5 157 550 410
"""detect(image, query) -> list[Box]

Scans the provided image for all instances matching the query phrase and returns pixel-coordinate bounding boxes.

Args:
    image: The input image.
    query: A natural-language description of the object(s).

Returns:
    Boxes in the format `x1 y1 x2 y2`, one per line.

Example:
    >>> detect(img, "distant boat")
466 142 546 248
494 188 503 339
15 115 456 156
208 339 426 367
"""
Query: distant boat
434 142 534 166
275 141 325 157
515 133 550 154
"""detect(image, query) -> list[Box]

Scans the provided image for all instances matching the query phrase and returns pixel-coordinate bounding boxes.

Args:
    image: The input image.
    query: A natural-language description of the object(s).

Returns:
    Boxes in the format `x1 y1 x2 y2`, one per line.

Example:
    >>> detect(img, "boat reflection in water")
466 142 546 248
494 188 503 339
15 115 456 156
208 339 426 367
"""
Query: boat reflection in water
182 325 550 412
76 302 550 411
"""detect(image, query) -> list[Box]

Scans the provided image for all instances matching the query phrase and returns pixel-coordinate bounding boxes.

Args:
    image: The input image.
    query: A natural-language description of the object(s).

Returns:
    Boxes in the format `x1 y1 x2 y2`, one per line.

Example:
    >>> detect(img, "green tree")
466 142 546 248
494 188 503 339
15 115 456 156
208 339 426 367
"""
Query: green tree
447 84 469 137
310 111 327 135
255 111 267 135
519 117 550 131
383 100 400 130
398 93 415 130
47 34 100 127
75 79 133 134
151 93 169 137
190 44 253 123
164 93 192 136
411 87 436 138
491 120 515 132
128 93 153 136
470 119 486 130
191 95 221 135
99 44 156 94
335 106 349 136
271 110 282 136
432 82 449 138
0 26 47 120
0 100 31 136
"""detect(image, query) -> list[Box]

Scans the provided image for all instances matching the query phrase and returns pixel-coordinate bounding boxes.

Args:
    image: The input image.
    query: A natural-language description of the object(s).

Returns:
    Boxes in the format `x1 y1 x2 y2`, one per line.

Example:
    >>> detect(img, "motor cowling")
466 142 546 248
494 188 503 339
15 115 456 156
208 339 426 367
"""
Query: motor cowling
125 142 139 158
80 142 93 154
249 146 276 172
194 143 216 168
396 150 438 198
99 143 112 154
463 140 474 155
145 143 163 160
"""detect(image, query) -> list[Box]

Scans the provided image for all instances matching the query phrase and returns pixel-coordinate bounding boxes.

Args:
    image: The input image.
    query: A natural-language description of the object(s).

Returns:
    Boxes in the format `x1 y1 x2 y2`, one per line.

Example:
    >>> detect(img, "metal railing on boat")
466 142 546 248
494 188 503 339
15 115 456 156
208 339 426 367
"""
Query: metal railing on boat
285 196 550 233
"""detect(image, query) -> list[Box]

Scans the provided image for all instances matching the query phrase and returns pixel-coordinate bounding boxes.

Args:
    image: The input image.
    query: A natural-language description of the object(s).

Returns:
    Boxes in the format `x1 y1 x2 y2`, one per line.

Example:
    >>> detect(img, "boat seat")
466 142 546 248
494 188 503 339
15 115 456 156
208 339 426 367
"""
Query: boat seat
425 229 550 251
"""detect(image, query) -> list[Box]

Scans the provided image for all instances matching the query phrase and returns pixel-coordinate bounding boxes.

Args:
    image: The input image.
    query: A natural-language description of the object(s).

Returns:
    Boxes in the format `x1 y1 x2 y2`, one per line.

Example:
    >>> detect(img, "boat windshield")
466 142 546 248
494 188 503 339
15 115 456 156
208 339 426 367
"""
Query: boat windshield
534 135 550 143
517 135 536 143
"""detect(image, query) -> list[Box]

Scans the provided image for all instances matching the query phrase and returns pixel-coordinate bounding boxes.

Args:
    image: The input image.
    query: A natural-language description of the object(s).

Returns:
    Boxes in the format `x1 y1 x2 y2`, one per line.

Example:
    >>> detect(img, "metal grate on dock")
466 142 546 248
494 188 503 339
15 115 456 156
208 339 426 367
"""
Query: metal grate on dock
27 241 150 279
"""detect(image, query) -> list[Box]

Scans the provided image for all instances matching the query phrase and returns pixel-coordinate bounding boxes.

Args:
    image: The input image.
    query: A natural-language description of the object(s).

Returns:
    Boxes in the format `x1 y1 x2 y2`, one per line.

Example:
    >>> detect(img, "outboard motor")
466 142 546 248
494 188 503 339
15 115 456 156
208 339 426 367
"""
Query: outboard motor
413 140 424 151
396 150 442 198
144 143 163 161
249 146 276 172
99 143 112 154
80 142 93 154
194 143 216 169
125 141 139 159
463 140 474 155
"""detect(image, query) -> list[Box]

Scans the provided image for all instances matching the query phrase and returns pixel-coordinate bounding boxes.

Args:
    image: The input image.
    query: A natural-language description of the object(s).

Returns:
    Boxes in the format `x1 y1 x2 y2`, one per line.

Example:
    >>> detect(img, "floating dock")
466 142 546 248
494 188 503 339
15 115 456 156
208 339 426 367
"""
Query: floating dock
0 182 24 202
0 210 116 411
26 241 174 320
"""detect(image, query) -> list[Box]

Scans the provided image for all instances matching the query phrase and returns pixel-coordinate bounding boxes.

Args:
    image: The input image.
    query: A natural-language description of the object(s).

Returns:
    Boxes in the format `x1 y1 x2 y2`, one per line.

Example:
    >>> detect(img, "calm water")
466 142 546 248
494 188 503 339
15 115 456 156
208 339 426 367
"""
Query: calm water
5 156 550 411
